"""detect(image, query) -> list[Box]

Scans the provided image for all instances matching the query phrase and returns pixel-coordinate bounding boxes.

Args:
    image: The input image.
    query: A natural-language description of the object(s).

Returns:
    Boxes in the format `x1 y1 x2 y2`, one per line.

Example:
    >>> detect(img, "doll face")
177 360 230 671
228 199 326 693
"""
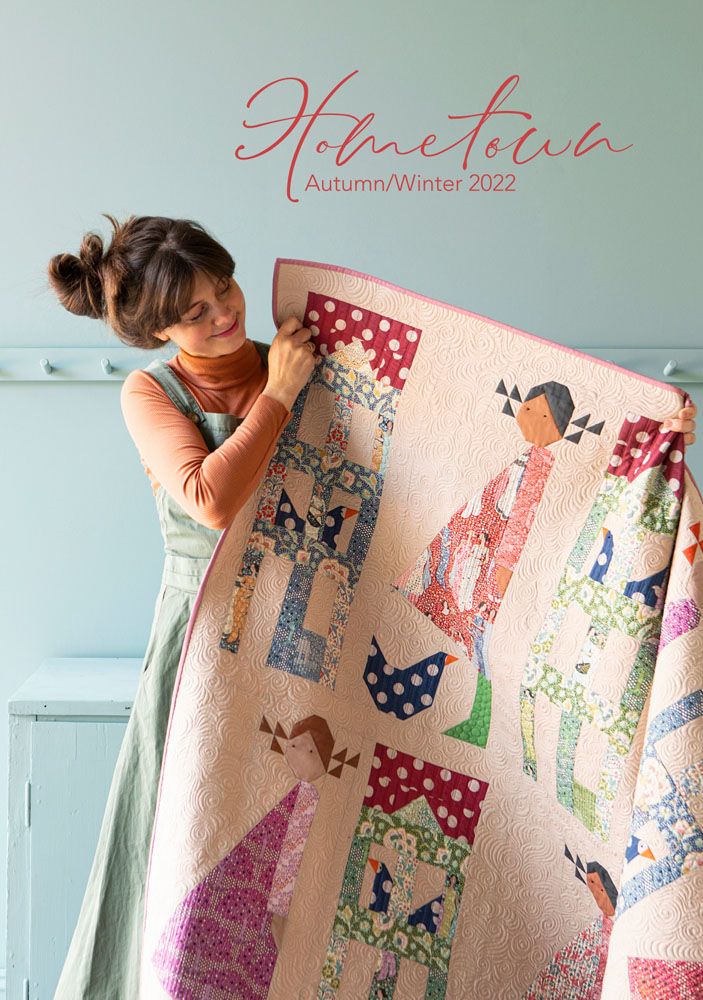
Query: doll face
153 270 248 358
516 393 562 447
587 871 615 917
285 730 326 781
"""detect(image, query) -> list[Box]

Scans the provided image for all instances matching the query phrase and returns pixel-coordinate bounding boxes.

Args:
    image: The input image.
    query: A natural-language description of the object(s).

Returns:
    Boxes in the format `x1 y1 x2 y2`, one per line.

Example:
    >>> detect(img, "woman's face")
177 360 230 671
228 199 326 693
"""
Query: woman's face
154 270 247 358
516 393 561 447
284 730 326 781
587 871 615 917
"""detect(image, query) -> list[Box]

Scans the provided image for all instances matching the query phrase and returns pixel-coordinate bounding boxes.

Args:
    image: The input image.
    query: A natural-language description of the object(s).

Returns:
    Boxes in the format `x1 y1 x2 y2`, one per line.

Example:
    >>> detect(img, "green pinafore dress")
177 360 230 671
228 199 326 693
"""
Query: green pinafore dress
54 341 270 1000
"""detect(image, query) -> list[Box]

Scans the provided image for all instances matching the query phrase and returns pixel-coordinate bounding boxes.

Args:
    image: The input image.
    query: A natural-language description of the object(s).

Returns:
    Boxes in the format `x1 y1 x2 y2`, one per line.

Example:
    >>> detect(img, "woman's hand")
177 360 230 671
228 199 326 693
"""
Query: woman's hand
263 315 317 411
660 402 697 445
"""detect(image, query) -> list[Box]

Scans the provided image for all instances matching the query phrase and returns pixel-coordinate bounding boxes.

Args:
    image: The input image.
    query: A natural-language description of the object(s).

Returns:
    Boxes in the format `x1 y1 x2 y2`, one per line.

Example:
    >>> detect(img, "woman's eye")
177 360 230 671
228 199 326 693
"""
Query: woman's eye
187 280 229 322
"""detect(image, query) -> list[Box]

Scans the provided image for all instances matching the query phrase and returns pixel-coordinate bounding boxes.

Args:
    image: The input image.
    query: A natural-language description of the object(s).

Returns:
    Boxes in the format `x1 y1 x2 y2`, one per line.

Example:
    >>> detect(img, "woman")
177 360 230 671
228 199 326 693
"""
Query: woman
46 213 696 999
151 713 355 999
46 213 315 999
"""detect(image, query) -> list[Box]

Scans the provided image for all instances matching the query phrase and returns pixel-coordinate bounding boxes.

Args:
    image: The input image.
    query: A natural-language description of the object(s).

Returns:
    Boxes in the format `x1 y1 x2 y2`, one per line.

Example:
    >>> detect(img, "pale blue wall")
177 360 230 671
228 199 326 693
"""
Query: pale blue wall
1 0 701 974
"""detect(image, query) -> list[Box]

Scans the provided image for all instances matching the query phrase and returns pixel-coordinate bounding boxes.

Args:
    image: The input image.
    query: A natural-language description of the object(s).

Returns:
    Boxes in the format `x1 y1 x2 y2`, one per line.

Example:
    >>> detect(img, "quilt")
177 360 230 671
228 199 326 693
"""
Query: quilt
140 258 703 999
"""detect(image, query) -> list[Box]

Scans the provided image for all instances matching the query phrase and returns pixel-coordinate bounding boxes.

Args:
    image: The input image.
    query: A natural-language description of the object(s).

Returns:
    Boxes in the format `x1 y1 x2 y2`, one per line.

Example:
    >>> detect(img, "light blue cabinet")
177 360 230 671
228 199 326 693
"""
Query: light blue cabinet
6 658 142 1000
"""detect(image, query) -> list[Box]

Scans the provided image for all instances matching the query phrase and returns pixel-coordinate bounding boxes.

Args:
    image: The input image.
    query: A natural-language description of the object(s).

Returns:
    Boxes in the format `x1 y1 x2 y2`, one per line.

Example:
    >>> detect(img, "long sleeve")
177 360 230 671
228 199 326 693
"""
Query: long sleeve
120 369 293 531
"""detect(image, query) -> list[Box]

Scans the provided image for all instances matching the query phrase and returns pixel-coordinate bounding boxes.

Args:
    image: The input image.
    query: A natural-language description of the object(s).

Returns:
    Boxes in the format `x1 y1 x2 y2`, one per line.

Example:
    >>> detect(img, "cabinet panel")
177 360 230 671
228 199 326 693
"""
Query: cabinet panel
29 720 126 999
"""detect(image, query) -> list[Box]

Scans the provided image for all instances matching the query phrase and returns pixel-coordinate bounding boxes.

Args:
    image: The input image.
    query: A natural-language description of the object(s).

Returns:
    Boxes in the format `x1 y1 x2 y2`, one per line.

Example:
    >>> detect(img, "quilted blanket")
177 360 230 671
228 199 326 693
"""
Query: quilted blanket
140 259 703 1000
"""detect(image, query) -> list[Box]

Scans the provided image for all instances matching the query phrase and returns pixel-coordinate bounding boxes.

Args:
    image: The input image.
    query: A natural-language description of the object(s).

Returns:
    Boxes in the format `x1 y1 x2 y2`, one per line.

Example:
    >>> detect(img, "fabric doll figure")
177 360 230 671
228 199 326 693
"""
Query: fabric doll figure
151 714 358 999
522 848 618 999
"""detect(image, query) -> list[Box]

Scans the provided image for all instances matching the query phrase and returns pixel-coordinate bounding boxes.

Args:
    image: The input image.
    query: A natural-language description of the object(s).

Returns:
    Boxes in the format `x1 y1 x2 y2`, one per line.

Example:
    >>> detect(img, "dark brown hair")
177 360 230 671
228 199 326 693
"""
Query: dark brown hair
46 214 235 349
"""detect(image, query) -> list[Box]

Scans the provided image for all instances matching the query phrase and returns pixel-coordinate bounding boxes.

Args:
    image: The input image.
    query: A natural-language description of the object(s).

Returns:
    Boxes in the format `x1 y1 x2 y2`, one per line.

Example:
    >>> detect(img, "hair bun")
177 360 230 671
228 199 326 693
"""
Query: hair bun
79 232 105 277
47 230 106 320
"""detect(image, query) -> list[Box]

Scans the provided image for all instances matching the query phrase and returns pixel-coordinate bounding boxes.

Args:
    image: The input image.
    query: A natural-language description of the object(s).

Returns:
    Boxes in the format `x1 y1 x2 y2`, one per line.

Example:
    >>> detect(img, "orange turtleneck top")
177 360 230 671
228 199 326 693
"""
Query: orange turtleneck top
120 337 293 531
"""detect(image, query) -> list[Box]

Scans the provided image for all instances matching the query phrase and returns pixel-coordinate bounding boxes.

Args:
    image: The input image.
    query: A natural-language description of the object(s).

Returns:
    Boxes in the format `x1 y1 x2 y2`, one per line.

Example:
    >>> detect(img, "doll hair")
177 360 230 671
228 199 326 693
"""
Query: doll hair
260 714 360 778
564 843 619 909
46 213 236 350
496 379 604 443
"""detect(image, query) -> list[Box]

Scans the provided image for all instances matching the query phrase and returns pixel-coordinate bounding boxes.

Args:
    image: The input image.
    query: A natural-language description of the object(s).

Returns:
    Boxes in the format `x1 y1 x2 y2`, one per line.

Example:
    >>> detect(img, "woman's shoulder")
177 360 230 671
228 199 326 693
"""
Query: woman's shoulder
119 366 175 424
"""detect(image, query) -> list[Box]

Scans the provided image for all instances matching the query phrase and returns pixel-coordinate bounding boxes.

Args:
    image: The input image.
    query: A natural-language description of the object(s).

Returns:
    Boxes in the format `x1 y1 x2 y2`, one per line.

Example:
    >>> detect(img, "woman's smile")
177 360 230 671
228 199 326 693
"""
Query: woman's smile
211 317 239 338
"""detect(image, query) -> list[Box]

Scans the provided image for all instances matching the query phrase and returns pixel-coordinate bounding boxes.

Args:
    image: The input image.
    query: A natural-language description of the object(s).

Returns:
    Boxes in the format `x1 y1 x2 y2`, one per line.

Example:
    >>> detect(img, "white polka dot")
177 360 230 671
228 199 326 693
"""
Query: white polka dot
367 672 377 684
310 325 319 335
431 900 441 912
351 309 362 321
281 502 291 512
451 789 462 801
403 703 415 715
335 340 345 351
308 310 319 322
420 693 432 706
389 339 399 350
447 815 458 828
324 300 335 312
597 554 607 565
377 692 388 704
372 756 381 769
382 879 392 892
362 328 373 340
410 673 422 686
379 319 390 331
463 808 474 818
387 748 397 759
413 758 424 770
457 835 469 845
406 330 418 341
669 478 680 492
670 449 683 463
423 778 434 791
379 776 390 787
383 663 394 675
381 376 391 386
440 769 451 781
636 431 650 443
285 518 297 530
399 368 408 380
625 412 637 422
610 455 622 467
320 343 328 355
366 348 376 360
397 767 408 779
369 644 377 656
469 779 480 792
437 805 448 818
325 515 334 526
630 448 642 458
393 682 404 695
427 663 439 676
643 452 651 463
659 440 671 452
365 785 373 797
335 319 346 330
392 352 401 360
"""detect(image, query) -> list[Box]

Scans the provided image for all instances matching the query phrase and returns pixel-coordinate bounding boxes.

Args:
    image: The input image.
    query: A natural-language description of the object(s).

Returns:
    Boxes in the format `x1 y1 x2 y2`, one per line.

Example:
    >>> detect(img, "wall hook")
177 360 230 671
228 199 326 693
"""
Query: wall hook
663 360 678 376
39 358 53 375
101 358 113 375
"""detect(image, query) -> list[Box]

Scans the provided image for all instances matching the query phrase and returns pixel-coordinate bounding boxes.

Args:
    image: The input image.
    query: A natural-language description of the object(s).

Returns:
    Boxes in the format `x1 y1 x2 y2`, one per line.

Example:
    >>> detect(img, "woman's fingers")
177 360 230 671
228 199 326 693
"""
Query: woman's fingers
660 404 697 434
